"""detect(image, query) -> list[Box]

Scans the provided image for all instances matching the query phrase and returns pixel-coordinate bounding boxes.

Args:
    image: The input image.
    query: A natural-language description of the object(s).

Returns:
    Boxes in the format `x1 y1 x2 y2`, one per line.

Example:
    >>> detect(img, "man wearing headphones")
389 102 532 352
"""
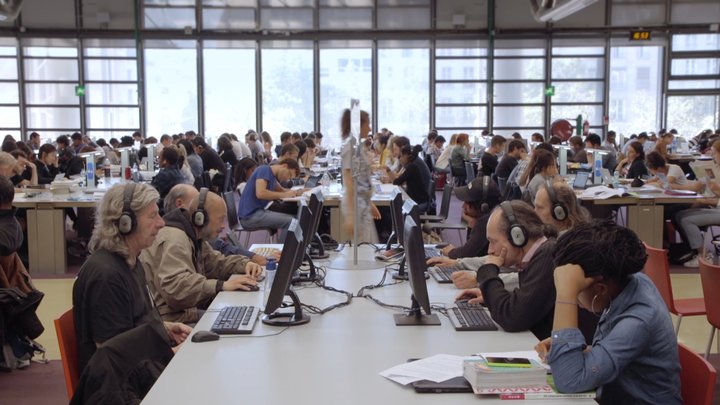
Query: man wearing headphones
140 188 263 325
73 183 192 373
455 200 559 340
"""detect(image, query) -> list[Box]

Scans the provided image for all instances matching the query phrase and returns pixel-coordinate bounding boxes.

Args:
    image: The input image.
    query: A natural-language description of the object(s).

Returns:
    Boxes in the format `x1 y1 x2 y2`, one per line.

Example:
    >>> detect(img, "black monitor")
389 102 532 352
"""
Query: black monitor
262 219 310 327
392 198 428 281
385 189 404 251
307 189 328 260
394 216 441 326
292 199 319 283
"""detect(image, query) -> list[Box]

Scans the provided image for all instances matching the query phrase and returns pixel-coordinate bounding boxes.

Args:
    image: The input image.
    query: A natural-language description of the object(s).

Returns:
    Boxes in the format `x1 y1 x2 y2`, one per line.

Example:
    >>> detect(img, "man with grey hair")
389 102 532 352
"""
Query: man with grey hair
72 183 192 373
163 184 272 265
0 151 18 178
141 188 263 324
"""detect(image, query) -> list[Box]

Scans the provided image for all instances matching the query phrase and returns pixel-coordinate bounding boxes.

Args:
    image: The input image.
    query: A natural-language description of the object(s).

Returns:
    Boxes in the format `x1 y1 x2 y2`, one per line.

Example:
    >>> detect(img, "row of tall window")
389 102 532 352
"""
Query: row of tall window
0 34 717 150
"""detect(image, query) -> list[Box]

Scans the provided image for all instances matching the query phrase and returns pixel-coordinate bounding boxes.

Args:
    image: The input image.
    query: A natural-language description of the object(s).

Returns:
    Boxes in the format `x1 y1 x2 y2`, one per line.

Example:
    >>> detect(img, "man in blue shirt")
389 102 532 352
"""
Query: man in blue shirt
238 158 302 242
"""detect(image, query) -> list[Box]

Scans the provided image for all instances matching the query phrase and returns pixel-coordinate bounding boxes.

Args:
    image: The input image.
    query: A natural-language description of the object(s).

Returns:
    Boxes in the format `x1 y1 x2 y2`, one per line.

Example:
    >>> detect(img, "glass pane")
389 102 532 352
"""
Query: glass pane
667 96 719 138
145 8 196 29
377 8 430 30
203 8 257 30
0 58 18 79
24 46 78 58
436 59 485 80
320 0 373 6
378 0 430 5
494 48 544 57
493 106 544 128
552 47 604 56
494 59 544 80
493 82 544 104
378 47 429 145
552 57 604 79
435 106 486 128
260 8 313 29
551 105 603 127
319 8 372 29
145 0 194 5
87 107 140 129
0 82 18 103
84 40 137 57
26 107 81 129
85 59 138 81
145 46 198 137
86 83 139 105
260 0 313 5
671 58 720 76
0 107 19 128
438 129 482 138
261 48 313 137
436 40 487 56
609 46 662 136
552 81 604 103
204 0 256 5
672 34 720 52
435 83 485 104
24 59 78 81
203 48 256 141
494 129 545 139
319 47 372 152
668 80 720 90
86 131 136 142
0 46 16 56
25 83 79 105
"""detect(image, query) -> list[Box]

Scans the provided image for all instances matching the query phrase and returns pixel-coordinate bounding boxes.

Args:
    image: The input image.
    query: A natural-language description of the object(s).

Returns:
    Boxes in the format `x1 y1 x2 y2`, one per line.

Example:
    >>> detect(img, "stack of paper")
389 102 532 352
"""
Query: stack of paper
379 354 465 385
463 357 547 390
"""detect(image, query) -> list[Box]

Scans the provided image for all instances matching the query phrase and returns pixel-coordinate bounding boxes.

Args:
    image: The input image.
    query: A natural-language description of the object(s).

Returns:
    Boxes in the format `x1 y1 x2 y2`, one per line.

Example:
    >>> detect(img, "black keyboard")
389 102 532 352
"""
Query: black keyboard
210 306 259 335
430 266 457 284
448 301 498 331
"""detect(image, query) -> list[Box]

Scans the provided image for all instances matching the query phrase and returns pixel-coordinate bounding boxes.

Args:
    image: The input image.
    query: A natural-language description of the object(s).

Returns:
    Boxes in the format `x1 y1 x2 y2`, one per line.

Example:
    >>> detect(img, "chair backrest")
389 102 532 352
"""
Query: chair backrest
642 242 677 313
679 343 717 405
465 161 476 182
222 191 239 229
698 258 720 329
439 183 453 219
54 308 79 400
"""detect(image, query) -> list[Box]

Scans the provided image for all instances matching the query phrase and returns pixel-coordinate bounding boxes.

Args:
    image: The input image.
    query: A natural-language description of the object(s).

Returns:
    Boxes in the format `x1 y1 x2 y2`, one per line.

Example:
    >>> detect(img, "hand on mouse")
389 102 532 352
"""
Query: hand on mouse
164 321 192 345
454 288 484 305
223 275 258 291
451 270 478 289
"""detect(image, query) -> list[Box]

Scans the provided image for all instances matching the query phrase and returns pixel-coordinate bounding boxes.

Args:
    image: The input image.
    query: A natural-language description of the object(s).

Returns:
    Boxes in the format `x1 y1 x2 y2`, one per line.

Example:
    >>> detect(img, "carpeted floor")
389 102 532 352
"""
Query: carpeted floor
0 360 68 405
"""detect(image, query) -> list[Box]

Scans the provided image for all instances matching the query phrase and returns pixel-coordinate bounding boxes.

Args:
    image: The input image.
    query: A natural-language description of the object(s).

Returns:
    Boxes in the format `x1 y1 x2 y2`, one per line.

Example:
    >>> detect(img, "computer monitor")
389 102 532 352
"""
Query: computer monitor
394 216 441 326
262 220 310 327
292 199 319 283
385 189 404 251
307 189 328 260
573 171 590 189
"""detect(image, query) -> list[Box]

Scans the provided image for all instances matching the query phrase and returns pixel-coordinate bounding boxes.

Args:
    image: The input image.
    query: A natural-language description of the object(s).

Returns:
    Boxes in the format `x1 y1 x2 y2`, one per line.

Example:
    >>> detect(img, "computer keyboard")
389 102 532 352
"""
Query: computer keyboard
252 247 281 258
430 266 457 284
210 306 260 335
424 248 441 259
448 301 498 331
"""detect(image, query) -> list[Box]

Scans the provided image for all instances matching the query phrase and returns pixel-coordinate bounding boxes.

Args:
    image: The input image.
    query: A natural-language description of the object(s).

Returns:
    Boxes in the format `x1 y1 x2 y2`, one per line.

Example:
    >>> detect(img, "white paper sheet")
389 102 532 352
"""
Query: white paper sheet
379 354 466 385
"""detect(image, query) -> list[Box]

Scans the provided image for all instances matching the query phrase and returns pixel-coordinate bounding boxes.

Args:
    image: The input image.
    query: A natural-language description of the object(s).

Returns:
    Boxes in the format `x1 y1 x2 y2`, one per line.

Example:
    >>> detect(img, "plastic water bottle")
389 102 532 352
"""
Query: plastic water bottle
263 258 277 304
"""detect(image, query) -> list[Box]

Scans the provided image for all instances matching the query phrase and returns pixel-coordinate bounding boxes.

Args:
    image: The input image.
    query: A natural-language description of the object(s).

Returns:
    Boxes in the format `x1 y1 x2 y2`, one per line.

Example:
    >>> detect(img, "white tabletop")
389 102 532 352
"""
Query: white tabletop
142 246 587 404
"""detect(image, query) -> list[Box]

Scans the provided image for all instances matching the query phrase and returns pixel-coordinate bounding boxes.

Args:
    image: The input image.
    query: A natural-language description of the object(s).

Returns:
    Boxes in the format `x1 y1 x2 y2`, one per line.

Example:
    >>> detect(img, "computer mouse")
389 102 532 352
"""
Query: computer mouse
191 330 219 343
241 284 260 292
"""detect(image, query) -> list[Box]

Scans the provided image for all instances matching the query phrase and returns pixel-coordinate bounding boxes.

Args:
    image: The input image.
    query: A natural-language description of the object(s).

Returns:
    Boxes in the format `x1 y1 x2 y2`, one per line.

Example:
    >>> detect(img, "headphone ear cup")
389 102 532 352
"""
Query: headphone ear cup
118 212 136 235
508 224 527 248
552 204 567 221
193 210 206 228
481 202 489 213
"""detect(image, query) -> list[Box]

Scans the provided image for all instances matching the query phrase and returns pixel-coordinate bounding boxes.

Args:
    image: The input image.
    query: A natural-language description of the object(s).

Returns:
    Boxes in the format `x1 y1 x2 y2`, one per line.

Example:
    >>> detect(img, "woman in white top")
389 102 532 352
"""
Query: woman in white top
644 151 701 192
434 133 457 173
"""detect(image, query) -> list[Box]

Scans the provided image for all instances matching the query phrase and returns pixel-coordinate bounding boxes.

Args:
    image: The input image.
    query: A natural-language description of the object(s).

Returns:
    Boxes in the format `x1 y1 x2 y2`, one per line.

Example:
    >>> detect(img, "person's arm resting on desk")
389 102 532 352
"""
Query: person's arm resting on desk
256 177 300 200
201 241 263 288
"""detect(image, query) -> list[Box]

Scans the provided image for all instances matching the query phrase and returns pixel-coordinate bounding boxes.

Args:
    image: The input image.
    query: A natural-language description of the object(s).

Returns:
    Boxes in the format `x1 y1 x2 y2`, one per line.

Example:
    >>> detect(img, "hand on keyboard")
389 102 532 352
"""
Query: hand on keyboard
451 270 478 289
455 288 484 305
426 256 457 267
222 275 258 291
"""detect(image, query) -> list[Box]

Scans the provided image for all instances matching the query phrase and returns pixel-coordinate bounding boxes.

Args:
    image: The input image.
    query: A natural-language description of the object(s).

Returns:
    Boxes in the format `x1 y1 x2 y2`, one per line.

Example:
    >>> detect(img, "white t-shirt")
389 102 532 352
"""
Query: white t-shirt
667 164 687 185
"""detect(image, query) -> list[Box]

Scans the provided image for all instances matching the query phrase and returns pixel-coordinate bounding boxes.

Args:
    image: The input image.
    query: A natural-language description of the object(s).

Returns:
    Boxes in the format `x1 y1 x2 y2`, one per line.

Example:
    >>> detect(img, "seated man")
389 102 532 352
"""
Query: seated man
480 135 506 176
585 133 617 174
456 201 563 340
568 135 588 164
73 183 191 373
269 143 299 165
141 188 263 324
237 158 303 243
494 139 526 182
163 184 275 266
151 146 189 200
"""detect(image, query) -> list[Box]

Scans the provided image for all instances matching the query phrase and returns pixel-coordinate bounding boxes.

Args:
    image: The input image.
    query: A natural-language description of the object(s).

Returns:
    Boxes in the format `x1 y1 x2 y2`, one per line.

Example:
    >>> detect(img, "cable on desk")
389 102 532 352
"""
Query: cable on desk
219 326 291 339
301 265 354 314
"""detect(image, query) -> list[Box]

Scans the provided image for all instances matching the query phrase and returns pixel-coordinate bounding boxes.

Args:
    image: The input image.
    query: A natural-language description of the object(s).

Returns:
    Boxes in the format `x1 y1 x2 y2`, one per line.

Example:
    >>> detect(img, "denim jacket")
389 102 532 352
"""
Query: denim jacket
546 273 681 405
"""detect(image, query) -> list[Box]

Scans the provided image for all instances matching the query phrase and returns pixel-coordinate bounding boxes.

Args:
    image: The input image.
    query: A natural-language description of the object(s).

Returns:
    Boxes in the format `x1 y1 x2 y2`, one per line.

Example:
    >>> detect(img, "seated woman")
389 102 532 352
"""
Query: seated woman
536 221 680 404
449 133 470 185
392 144 432 213
645 151 701 192
519 149 557 203
233 157 258 197
673 139 720 268
654 131 674 159
614 141 648 179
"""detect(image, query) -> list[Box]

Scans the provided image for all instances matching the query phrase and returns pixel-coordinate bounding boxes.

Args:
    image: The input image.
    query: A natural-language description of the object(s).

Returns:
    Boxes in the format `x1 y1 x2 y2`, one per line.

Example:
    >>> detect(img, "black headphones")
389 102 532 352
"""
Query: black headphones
192 187 209 228
118 183 137 235
500 201 528 248
544 180 568 222
479 175 490 213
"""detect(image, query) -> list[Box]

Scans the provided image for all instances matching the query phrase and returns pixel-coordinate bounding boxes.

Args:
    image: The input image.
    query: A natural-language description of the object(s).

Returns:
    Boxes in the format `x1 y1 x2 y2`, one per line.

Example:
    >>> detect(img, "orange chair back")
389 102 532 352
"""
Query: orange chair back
642 243 676 313
54 308 79 399
699 258 720 329
679 343 717 405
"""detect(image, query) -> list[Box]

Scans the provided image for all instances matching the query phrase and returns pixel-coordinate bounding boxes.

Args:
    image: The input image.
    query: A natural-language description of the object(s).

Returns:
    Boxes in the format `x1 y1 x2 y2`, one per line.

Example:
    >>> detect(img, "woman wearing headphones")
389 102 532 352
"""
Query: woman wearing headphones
533 181 591 236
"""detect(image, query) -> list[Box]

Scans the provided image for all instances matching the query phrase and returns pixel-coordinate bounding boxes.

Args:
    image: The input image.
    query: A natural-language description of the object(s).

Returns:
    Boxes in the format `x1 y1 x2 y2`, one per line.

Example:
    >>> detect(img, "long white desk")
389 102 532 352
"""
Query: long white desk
143 247 590 404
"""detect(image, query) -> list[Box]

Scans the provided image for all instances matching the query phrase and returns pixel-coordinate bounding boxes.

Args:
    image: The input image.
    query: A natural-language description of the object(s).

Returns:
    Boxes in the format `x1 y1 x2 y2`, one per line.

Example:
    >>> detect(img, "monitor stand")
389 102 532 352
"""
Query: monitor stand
261 289 311 326
292 253 318 284
392 256 430 281
393 295 440 326
308 232 329 260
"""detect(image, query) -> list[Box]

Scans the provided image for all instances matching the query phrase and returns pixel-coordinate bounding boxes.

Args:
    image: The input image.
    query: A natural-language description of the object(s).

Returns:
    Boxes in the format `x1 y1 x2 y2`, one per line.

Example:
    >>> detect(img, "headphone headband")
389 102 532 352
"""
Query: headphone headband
118 183 137 235
192 187 210 228
544 180 568 222
499 201 528 248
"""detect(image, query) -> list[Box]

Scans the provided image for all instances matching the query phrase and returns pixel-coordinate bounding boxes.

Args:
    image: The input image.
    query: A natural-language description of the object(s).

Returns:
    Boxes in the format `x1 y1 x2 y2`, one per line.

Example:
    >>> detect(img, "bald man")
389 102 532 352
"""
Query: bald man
140 188 264 324
163 184 273 265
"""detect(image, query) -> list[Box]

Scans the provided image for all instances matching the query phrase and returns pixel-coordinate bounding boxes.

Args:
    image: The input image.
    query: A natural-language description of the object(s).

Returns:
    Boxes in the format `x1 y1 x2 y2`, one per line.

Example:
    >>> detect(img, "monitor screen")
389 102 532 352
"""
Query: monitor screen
402 199 420 225
389 189 404 246
306 189 324 249
573 171 589 189
263 219 304 316
296 200 313 254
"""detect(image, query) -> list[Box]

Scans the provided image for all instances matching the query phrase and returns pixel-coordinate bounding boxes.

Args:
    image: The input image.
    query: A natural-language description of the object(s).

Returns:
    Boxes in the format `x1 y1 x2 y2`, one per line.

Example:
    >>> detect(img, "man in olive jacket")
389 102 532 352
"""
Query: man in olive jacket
140 188 263 324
